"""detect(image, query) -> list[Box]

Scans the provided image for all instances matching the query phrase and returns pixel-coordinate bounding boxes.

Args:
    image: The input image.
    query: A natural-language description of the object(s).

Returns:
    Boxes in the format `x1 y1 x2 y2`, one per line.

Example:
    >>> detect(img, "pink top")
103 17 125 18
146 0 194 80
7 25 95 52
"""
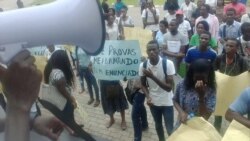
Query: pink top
224 3 246 17
195 14 220 39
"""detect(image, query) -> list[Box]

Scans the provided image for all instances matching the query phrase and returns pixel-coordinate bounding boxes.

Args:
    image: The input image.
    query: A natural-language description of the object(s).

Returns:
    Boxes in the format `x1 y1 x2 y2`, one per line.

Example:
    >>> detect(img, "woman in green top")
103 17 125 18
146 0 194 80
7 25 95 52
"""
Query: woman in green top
189 20 218 50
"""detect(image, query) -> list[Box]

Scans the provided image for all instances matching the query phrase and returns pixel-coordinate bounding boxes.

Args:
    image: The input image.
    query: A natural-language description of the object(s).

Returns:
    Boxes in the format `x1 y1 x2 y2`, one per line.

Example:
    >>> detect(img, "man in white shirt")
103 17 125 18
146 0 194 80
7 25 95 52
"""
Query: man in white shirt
176 10 192 41
141 1 160 36
140 40 175 141
180 0 197 21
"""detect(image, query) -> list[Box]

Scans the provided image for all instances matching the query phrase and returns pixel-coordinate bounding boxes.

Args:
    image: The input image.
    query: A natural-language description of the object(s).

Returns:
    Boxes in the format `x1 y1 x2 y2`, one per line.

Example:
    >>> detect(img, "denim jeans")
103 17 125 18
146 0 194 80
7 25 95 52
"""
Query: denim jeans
132 92 148 141
150 105 174 141
79 67 99 100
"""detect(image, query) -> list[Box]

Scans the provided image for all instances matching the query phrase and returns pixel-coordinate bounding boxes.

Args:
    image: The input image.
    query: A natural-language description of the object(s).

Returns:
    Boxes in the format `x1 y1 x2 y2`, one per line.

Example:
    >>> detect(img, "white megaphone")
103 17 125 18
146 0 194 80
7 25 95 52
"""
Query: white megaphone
0 0 105 63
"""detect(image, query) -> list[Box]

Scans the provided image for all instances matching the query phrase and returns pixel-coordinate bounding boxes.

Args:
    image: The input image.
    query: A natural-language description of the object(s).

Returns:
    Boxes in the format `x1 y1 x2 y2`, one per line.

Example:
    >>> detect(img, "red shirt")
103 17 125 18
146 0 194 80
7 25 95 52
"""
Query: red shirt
224 3 246 17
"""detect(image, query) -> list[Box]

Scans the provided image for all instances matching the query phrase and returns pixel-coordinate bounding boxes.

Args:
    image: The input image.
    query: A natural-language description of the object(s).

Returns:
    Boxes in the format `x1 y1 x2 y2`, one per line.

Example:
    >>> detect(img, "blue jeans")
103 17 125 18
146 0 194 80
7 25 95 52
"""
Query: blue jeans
79 67 99 100
132 92 148 141
150 105 174 141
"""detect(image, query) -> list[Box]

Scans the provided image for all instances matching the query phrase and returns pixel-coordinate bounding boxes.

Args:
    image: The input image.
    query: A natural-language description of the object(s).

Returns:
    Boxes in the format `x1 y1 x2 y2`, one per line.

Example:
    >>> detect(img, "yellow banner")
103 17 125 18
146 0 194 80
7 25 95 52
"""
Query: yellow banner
124 27 152 57
222 120 250 141
168 117 222 141
214 71 250 116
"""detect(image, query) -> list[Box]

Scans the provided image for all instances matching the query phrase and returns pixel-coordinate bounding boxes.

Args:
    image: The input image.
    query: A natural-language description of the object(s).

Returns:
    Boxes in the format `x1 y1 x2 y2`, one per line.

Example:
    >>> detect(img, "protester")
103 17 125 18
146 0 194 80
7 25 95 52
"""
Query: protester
101 17 128 130
163 5 177 24
180 0 197 21
120 7 135 27
190 21 218 50
225 87 250 128
140 40 176 141
185 31 217 65
102 0 109 19
173 59 216 127
192 0 206 19
214 38 249 131
114 0 126 16
75 47 100 107
155 20 168 48
44 50 78 128
195 4 219 39
162 19 188 71
142 0 160 37
239 22 250 59
224 0 246 21
241 12 250 23
219 8 241 45
139 0 147 14
106 14 124 40
175 10 192 41
129 57 149 141
0 50 73 141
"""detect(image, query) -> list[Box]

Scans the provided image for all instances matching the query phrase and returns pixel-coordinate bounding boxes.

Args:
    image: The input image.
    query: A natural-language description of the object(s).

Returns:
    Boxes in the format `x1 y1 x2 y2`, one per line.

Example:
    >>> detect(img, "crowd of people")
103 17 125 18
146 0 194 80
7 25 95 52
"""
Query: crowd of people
0 0 250 141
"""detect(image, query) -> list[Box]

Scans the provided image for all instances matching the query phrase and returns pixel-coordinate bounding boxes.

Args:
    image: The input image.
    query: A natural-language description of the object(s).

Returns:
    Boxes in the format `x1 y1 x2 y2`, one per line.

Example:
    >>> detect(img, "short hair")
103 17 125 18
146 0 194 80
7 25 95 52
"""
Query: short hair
160 20 168 28
241 22 250 34
196 20 210 32
225 37 241 47
200 4 210 12
147 40 159 48
226 8 236 14
200 31 211 39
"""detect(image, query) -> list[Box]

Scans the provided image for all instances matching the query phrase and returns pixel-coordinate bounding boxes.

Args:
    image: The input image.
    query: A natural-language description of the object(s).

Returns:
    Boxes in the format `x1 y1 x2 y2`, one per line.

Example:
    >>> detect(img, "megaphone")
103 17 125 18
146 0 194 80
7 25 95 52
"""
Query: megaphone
0 0 105 63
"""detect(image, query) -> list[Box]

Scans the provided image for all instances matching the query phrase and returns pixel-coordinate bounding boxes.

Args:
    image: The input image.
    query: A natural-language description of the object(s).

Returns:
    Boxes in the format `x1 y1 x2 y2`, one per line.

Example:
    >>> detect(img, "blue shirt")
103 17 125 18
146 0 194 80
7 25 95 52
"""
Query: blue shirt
229 87 250 115
185 46 217 64
155 31 165 47
219 21 241 39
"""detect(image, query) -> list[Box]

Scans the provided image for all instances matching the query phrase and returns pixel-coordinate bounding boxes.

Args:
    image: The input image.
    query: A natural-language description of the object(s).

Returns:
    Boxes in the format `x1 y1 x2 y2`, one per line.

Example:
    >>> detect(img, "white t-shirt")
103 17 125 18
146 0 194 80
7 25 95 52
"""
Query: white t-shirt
142 8 160 31
121 16 134 27
178 20 191 42
180 2 197 20
205 0 217 8
241 13 250 23
106 23 119 40
164 12 176 24
139 57 176 106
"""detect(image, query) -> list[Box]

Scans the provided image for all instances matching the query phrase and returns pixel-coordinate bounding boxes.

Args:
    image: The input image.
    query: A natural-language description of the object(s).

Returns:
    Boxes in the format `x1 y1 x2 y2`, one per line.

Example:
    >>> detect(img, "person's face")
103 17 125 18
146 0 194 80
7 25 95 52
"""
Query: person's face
225 40 238 55
193 72 208 83
169 21 177 32
176 14 183 24
147 2 153 9
147 44 159 60
120 8 127 17
200 33 210 47
159 23 167 33
196 23 205 34
226 11 235 23
200 6 207 16
107 16 115 24
243 27 250 38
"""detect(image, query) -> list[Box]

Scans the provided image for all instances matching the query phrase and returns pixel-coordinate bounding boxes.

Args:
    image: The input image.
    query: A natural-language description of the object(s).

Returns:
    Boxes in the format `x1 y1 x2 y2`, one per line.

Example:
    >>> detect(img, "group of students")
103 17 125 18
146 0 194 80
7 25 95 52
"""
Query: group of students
99 0 250 141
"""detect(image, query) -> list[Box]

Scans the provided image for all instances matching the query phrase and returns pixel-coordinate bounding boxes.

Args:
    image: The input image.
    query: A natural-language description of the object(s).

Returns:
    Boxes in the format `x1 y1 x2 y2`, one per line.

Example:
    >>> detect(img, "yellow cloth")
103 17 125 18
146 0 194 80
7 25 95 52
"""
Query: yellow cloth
222 120 250 141
214 71 250 116
168 117 222 141
124 27 152 57
34 56 47 82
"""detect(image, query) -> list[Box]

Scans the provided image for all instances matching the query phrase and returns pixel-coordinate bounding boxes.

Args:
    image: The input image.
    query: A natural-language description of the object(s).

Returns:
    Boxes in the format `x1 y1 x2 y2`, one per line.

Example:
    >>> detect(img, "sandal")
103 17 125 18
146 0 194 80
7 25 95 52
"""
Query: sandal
106 119 115 128
121 121 127 130
93 100 100 107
